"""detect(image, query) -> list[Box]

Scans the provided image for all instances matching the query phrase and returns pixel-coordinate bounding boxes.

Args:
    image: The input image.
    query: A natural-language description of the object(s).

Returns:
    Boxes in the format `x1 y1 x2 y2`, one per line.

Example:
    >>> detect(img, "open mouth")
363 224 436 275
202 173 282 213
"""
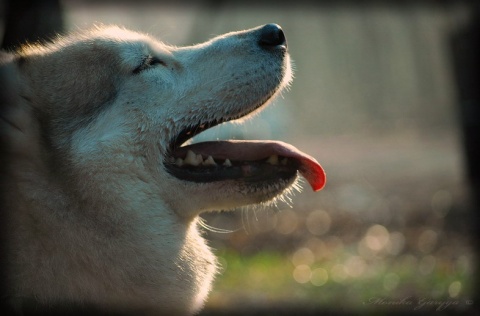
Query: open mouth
164 117 326 192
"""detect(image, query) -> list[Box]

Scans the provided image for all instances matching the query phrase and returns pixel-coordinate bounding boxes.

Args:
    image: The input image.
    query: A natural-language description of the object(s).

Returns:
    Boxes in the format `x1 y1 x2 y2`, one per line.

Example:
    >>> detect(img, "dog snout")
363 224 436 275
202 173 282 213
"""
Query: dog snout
258 23 287 49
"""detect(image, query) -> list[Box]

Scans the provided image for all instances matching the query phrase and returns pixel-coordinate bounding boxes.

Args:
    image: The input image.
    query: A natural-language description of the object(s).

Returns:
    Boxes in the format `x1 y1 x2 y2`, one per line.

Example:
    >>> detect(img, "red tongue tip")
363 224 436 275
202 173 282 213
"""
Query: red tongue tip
268 141 326 191
298 157 327 192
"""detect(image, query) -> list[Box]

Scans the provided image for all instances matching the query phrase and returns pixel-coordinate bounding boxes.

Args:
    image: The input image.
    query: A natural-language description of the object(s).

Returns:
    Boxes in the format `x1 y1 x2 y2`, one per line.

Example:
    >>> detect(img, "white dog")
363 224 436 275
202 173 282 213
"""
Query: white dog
0 24 325 315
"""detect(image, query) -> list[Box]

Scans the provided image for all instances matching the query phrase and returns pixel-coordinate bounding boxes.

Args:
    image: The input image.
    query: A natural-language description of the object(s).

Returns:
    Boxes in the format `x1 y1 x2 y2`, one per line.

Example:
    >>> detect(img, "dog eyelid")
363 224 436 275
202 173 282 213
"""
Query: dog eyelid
132 56 166 74
148 56 166 67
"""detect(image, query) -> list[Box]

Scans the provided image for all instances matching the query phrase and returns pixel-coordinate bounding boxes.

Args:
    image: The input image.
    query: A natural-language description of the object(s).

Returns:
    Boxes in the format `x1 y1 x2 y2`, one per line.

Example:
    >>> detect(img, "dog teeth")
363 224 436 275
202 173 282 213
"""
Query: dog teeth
223 159 232 167
184 150 196 165
173 152 288 169
175 150 226 168
175 158 184 166
203 155 217 166
184 150 204 166
266 154 279 165
172 151 238 168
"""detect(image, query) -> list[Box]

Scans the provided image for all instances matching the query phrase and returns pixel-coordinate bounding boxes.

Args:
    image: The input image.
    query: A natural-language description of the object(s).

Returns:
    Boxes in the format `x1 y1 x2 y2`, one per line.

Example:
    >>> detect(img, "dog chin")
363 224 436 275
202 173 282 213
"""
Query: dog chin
166 172 300 217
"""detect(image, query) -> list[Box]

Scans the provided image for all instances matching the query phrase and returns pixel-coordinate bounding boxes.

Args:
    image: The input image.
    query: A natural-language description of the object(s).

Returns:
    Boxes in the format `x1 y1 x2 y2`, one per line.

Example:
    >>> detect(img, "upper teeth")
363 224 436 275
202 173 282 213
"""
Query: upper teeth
173 152 286 168
266 154 279 165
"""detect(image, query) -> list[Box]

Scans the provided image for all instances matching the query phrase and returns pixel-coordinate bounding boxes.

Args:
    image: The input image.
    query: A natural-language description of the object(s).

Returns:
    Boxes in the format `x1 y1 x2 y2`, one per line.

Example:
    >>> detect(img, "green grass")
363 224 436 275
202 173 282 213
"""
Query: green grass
205 249 474 313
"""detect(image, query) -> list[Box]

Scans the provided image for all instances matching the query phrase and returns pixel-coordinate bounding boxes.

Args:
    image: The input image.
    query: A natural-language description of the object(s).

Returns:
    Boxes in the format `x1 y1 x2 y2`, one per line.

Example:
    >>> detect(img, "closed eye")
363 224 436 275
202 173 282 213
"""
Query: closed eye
133 56 166 74
148 56 166 67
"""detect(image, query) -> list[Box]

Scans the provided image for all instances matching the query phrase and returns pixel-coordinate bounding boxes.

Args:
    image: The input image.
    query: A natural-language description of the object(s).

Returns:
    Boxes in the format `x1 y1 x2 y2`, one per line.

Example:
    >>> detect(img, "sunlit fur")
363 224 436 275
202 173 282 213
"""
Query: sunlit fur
0 25 292 314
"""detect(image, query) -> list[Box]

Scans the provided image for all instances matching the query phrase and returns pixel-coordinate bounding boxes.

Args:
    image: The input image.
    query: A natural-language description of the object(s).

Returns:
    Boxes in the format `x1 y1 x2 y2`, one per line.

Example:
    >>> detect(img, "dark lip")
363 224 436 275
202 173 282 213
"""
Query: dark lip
167 89 277 153
168 118 223 152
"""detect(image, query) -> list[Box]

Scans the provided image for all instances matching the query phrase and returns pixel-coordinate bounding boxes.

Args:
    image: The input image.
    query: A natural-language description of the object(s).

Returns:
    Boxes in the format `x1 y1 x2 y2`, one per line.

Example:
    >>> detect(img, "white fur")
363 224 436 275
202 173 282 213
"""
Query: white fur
0 25 292 314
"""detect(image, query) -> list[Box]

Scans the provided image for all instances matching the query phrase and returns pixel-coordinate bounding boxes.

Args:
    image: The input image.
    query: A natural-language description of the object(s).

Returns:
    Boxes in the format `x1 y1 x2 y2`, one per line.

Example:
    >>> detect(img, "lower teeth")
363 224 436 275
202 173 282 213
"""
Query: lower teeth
171 151 287 168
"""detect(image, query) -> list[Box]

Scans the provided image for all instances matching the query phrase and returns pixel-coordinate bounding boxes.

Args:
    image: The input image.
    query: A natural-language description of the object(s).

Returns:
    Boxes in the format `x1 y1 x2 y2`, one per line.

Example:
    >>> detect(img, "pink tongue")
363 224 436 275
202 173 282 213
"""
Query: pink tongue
172 140 326 191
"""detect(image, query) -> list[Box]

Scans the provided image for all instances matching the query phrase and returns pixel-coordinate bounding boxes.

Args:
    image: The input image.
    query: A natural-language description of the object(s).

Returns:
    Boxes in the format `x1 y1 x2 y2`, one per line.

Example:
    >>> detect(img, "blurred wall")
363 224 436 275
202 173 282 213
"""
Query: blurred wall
56 1 471 141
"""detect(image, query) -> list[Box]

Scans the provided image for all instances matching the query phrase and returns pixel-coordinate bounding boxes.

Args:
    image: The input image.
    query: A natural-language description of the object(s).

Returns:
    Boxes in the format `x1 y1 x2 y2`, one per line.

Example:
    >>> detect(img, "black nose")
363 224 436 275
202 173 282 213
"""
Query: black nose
258 23 287 49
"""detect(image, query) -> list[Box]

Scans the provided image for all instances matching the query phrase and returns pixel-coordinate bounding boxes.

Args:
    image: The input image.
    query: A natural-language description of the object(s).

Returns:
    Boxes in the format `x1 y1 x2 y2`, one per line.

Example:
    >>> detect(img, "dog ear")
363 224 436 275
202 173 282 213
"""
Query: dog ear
0 52 16 109
1 53 22 151
0 54 42 159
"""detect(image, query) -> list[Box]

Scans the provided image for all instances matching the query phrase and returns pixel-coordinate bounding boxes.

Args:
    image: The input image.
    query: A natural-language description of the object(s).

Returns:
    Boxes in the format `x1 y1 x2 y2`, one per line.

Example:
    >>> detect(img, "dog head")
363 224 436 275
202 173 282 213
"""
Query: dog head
6 24 325 219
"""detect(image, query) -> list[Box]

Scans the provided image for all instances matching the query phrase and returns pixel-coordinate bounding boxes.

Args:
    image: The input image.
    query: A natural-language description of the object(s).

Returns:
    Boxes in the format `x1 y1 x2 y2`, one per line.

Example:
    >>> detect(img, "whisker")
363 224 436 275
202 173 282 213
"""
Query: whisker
197 217 239 234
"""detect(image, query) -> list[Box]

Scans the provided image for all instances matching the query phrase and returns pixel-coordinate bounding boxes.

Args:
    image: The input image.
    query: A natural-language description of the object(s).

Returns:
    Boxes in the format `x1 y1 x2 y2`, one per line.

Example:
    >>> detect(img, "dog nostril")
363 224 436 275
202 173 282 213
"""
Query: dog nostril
258 23 287 49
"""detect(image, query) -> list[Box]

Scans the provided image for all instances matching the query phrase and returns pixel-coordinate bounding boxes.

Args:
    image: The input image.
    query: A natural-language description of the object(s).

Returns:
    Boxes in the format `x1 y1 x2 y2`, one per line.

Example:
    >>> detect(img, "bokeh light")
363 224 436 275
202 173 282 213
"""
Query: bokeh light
293 265 312 284
310 268 329 286
306 210 331 236
418 255 437 275
275 209 298 235
291 247 315 267
344 256 367 278
417 229 438 254
448 281 462 298
330 264 348 283
383 273 400 291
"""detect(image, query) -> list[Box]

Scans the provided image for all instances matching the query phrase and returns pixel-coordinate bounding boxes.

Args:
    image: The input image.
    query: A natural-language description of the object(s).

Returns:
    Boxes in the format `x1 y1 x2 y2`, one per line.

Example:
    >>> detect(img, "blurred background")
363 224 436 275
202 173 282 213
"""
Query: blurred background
1 0 478 315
